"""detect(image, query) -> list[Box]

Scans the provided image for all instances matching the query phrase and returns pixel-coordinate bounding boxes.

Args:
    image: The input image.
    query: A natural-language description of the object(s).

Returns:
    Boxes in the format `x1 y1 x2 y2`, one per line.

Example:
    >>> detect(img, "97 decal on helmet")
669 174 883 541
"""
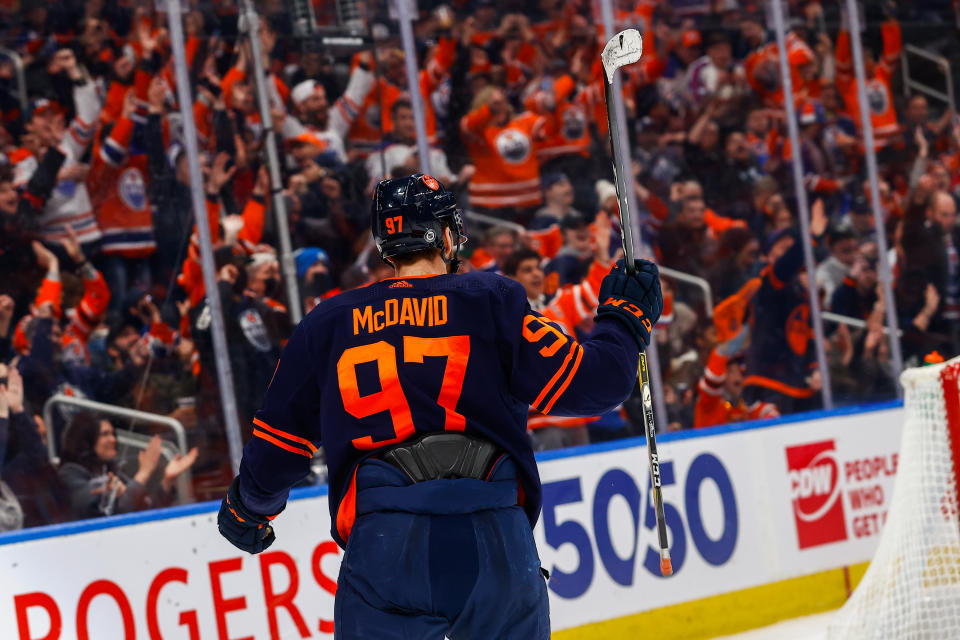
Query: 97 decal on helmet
371 173 468 273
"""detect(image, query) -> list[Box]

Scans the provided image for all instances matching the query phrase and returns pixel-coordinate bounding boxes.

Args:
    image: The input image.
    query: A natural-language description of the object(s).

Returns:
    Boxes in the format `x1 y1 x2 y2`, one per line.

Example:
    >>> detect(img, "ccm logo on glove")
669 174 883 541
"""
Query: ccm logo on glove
600 297 654 330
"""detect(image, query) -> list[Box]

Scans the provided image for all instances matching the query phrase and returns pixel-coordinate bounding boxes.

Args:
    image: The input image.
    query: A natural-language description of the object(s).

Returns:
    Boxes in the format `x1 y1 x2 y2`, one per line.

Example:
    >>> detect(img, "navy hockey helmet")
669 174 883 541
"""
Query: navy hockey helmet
372 173 467 272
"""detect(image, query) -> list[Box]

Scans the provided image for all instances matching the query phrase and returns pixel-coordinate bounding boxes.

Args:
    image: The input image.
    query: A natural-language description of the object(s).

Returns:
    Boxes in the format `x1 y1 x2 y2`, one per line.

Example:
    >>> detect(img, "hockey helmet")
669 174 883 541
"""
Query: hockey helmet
372 173 467 272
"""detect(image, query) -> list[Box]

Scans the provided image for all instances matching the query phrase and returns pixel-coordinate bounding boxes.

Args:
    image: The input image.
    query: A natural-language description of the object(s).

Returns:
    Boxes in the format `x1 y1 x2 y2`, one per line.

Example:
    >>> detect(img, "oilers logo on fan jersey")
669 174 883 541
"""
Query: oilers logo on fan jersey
495 129 532 164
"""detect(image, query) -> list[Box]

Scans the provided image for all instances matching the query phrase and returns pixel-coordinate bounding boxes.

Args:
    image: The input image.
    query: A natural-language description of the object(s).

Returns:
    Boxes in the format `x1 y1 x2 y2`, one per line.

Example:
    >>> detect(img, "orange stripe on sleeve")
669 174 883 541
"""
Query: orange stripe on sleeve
532 343 577 412
252 417 318 454
543 345 584 415
252 429 313 457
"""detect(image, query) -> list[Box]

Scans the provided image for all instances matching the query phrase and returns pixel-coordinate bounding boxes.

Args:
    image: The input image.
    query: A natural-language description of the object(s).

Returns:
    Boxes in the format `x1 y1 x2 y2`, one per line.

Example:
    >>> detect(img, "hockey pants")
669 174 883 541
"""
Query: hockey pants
334 458 550 640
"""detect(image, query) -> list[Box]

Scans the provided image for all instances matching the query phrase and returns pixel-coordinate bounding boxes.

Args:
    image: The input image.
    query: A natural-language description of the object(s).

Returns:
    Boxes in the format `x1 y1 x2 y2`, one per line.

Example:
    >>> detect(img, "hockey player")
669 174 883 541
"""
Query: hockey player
218 174 663 638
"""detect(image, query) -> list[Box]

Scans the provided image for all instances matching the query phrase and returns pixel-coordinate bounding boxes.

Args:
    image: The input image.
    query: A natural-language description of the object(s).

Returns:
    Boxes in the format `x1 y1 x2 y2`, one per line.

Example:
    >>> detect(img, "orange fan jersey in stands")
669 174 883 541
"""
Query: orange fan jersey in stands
744 33 817 107
580 55 641 141
222 67 289 110
713 277 762 343
178 195 267 305
12 276 63 355
346 45 451 156
694 348 778 428
88 116 156 258
592 1 656 38
526 225 564 261
348 75 401 155
525 74 592 164
62 265 110 366
836 19 902 149
460 104 550 210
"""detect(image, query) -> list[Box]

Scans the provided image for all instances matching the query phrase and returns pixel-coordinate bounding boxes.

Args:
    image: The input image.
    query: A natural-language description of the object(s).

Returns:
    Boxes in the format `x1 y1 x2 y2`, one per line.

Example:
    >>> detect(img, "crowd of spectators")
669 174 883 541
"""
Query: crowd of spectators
0 0 958 531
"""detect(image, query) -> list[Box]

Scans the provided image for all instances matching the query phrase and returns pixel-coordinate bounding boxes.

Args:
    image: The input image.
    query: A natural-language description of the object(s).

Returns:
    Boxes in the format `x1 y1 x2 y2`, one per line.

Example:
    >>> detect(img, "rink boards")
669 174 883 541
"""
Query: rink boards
0 401 904 639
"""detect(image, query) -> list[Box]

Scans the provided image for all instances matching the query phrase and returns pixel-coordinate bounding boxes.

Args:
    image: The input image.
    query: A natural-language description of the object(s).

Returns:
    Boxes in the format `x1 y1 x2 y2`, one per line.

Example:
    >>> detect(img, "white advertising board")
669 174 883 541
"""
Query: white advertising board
0 403 904 638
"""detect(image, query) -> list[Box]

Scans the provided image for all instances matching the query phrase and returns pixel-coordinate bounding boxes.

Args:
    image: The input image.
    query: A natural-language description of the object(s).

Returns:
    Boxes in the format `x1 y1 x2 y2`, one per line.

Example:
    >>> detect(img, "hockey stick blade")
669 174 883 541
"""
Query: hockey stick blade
601 29 643 84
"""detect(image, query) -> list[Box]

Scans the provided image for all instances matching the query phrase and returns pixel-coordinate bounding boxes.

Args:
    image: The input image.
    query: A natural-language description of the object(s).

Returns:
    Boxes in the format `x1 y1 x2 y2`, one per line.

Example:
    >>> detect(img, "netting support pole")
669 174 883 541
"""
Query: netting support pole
166 0 245 473
599 0 668 430
396 0 432 175
770 0 834 408
242 0 303 326
845 0 905 392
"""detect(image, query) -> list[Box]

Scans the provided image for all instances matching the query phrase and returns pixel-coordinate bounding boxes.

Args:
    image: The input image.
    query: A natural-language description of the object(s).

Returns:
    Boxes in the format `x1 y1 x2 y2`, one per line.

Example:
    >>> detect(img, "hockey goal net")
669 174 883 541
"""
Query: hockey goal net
828 355 960 639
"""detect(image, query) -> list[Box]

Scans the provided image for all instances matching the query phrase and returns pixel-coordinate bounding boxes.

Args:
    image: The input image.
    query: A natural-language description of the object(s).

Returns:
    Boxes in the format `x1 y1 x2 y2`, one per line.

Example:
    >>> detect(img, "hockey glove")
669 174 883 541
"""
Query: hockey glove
218 477 279 554
595 258 663 349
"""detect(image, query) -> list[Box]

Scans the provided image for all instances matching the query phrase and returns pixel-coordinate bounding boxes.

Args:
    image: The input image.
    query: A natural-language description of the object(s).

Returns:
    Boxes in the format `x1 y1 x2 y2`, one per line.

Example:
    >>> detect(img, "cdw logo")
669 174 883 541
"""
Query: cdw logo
785 440 847 549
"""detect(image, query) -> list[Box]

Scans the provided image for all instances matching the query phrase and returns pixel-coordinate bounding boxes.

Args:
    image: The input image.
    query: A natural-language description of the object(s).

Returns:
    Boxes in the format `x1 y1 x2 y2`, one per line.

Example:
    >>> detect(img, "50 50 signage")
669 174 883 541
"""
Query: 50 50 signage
540 453 738 599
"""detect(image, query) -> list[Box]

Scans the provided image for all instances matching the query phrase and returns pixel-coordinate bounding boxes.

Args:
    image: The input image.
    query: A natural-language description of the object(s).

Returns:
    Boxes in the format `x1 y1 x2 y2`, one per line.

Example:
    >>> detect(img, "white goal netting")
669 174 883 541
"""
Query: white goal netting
828 356 960 640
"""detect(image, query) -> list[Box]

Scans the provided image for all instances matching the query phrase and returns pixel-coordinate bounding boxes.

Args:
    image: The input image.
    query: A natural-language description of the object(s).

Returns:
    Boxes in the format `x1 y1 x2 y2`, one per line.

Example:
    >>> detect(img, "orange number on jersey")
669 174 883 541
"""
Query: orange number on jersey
404 335 470 431
522 314 568 357
384 216 403 234
337 341 415 449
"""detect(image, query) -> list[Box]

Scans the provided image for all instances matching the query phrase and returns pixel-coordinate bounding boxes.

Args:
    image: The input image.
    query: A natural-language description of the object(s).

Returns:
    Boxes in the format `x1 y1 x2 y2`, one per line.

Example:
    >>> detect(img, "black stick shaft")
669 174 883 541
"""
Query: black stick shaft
603 79 636 272
639 353 670 555
604 70 672 575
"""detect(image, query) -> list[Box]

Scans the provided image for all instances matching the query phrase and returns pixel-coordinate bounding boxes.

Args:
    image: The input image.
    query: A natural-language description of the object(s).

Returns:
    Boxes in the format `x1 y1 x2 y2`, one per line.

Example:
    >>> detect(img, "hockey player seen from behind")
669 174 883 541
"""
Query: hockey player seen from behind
218 174 663 639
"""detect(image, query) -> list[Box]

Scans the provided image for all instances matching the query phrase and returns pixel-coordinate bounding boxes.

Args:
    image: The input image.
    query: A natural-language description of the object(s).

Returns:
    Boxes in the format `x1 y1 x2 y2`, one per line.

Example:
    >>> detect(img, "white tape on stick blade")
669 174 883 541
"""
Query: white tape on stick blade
601 29 643 83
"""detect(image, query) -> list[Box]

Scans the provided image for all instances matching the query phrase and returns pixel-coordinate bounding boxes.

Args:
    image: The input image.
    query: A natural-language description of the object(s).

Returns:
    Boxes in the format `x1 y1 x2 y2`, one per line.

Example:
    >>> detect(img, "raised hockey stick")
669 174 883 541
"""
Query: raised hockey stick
601 29 672 577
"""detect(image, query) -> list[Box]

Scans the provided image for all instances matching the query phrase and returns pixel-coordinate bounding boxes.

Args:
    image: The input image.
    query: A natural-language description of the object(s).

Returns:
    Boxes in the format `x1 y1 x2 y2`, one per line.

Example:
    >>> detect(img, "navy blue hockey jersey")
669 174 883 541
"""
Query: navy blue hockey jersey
238 271 640 547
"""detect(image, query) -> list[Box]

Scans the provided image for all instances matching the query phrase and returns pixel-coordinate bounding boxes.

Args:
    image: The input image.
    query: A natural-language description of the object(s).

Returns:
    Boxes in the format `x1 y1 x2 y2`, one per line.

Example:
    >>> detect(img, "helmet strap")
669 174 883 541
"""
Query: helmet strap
442 222 462 273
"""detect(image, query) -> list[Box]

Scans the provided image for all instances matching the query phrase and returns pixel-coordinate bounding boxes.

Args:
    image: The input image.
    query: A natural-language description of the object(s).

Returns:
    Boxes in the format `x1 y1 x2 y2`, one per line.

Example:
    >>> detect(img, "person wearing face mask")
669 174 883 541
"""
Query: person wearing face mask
294 247 334 314
190 253 291 441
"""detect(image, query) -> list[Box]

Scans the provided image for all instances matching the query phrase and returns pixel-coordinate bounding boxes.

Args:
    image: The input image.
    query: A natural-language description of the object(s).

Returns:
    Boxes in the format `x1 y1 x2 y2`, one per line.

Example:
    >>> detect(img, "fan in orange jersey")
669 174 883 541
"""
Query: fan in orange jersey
743 28 819 108
460 86 552 224
177 158 270 307
345 42 454 158
694 327 779 429
524 64 597 212
88 73 170 309
835 14 902 150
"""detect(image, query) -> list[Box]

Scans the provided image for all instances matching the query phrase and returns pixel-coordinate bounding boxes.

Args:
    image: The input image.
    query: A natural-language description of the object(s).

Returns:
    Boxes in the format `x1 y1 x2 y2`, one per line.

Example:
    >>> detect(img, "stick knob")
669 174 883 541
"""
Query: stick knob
660 556 673 577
